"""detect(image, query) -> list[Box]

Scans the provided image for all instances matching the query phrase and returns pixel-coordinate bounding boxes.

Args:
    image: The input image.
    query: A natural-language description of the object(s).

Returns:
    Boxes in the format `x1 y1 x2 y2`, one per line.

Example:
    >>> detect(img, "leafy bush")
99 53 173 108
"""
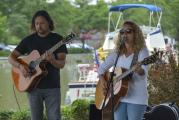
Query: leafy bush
0 100 91 120
71 99 90 120
61 105 73 120
0 111 13 120
10 110 31 120
148 52 179 105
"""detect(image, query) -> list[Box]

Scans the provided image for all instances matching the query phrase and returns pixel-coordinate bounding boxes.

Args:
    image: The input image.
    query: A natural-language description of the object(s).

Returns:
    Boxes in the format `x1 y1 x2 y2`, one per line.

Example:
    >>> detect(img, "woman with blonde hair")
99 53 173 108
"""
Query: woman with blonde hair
98 20 149 120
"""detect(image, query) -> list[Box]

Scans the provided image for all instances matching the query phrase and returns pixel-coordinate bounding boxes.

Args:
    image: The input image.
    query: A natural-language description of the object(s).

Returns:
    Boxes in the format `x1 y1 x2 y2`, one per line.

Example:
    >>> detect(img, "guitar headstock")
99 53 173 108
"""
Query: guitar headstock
141 52 159 65
63 32 76 43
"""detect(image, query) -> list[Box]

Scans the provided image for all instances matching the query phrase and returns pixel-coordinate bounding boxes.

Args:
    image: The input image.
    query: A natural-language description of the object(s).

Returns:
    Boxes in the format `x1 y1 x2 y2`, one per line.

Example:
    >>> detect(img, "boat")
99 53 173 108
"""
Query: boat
65 63 99 104
102 4 168 52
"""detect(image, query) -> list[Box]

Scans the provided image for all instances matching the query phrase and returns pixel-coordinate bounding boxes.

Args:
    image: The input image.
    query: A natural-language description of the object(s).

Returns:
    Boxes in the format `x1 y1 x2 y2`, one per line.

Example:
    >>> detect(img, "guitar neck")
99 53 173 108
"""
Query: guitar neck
117 67 134 80
113 52 158 84
36 40 64 64
27 32 75 69
113 65 139 84
48 40 64 53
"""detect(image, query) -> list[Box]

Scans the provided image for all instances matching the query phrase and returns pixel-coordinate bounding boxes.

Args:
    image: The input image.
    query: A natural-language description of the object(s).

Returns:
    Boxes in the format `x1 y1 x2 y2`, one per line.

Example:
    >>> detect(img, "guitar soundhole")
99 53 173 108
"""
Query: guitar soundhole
29 61 36 70
27 61 37 77
29 69 36 76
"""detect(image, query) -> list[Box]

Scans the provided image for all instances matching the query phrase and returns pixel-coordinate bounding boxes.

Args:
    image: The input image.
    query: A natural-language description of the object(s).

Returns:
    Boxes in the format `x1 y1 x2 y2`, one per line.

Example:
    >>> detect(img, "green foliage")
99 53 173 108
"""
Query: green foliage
0 111 13 120
0 100 91 120
44 0 77 35
6 36 20 45
0 51 10 57
0 0 179 44
73 0 108 32
61 106 73 120
7 14 29 39
10 110 31 120
148 52 179 105
71 99 90 120
67 48 92 54
0 110 31 120
0 12 8 43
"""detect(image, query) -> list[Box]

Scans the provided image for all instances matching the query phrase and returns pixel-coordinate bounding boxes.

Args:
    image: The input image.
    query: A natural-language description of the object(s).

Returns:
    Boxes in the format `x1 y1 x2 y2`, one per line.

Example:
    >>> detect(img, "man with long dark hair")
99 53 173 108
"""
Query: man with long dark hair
8 10 67 120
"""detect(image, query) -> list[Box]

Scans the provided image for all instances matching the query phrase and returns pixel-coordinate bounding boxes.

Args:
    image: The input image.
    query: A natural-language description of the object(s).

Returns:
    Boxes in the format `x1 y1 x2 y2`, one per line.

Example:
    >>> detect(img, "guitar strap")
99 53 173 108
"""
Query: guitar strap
130 52 139 76
120 52 139 80
130 52 139 68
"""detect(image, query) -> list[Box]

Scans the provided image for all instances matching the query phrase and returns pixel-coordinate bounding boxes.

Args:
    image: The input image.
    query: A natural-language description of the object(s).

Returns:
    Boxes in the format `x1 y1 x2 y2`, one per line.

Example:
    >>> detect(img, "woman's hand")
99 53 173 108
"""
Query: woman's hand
134 62 145 75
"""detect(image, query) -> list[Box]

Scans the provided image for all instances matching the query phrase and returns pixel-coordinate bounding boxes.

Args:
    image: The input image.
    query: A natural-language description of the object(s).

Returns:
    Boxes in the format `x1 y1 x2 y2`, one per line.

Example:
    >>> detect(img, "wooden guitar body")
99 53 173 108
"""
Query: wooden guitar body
11 50 47 92
95 52 158 119
102 75 130 120
95 68 131 110
11 33 76 92
95 68 131 120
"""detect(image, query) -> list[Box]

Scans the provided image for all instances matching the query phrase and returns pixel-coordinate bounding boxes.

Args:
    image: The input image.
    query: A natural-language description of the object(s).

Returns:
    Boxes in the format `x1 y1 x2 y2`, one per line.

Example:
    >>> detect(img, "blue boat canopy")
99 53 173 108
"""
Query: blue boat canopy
109 4 162 12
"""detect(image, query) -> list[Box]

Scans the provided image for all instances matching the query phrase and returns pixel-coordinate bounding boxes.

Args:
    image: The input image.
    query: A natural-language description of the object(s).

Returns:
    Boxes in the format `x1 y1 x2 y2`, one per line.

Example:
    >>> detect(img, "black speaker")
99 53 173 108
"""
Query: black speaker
143 103 179 120
89 103 102 120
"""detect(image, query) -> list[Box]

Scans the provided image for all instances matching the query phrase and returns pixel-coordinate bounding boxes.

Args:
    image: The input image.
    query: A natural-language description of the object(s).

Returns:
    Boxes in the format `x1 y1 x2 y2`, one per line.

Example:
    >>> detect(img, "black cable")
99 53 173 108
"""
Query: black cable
101 51 120 120
12 84 22 112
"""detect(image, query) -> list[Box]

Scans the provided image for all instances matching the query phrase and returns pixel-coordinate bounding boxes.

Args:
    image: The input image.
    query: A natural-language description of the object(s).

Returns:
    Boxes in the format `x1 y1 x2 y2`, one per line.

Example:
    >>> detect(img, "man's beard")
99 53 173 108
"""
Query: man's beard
37 29 45 34
37 29 48 36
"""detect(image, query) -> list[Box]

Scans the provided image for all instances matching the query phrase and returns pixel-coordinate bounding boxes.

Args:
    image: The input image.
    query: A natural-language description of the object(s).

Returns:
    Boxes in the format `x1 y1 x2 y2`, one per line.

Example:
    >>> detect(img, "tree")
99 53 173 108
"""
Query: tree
0 0 179 45
0 12 8 44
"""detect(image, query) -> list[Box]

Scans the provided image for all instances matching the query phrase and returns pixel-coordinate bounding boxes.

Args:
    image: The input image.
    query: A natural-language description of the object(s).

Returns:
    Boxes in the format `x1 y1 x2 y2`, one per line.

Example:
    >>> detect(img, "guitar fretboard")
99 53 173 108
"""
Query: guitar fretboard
35 40 64 65
31 32 75 66
114 66 137 84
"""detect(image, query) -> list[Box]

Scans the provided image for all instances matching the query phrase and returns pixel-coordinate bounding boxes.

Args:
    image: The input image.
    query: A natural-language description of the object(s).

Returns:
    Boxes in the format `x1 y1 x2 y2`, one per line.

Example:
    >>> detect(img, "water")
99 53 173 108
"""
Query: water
0 54 93 111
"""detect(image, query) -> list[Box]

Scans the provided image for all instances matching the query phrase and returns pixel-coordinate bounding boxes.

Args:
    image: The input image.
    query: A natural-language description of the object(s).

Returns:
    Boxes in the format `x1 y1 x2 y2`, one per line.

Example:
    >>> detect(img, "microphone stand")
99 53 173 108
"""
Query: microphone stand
101 40 123 120
110 52 120 120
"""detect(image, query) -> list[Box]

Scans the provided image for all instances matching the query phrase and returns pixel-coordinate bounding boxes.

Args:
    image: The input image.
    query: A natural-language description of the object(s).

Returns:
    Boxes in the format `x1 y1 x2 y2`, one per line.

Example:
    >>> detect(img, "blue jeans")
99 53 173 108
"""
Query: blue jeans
27 88 61 120
114 102 147 120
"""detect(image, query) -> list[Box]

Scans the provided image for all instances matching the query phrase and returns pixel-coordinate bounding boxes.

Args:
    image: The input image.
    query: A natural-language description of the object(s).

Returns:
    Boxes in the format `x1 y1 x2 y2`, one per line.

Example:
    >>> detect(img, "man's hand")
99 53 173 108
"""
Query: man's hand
19 64 30 78
44 51 55 63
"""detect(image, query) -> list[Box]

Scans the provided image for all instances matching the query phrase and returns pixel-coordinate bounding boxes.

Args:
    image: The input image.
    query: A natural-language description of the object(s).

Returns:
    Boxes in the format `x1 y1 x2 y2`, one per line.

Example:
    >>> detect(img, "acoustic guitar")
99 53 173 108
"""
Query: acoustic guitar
97 68 131 120
11 33 76 92
95 52 159 111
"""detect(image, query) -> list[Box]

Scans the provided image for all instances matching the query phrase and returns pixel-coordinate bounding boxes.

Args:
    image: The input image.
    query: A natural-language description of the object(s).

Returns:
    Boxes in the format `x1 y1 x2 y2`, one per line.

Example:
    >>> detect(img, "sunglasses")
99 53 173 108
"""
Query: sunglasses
120 28 134 34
